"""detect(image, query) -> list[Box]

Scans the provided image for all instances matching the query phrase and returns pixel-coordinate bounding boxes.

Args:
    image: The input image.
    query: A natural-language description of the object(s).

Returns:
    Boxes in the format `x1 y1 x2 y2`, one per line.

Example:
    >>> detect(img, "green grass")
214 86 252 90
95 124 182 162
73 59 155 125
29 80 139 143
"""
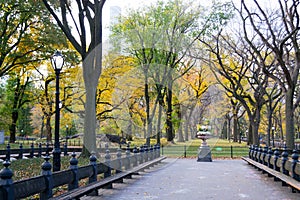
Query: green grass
8 156 91 181
160 138 249 159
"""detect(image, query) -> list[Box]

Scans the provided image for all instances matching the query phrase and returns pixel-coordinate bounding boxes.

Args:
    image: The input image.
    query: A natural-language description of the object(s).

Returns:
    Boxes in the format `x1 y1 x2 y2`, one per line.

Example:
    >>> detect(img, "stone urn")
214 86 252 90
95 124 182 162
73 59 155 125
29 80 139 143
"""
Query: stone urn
196 131 212 162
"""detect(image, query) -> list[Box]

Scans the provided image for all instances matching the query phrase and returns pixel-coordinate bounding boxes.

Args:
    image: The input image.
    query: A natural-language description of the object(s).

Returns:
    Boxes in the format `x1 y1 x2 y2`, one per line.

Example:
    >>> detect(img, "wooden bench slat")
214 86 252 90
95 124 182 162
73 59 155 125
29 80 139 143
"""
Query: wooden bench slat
242 157 300 192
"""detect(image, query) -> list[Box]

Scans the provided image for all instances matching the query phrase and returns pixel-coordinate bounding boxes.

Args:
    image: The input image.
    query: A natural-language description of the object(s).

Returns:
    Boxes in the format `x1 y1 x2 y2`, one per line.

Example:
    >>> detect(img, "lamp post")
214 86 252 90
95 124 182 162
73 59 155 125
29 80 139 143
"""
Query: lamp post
51 50 64 172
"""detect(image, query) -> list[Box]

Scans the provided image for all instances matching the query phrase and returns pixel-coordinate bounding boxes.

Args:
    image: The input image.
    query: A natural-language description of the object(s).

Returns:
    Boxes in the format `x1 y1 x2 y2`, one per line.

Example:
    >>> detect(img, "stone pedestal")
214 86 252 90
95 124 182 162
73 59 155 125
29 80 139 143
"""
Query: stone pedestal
197 141 212 162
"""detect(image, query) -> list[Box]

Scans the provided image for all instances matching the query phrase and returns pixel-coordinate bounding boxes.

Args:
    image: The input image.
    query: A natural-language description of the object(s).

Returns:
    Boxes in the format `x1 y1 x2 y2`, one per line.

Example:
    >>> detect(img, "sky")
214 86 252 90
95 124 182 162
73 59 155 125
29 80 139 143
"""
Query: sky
101 0 217 40
102 0 160 39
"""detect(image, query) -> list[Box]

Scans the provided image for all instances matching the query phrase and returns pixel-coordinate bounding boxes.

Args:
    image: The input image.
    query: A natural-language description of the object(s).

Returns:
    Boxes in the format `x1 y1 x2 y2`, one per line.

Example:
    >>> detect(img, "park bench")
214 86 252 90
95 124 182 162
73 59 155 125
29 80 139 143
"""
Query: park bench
50 156 166 200
242 157 300 192
242 145 300 193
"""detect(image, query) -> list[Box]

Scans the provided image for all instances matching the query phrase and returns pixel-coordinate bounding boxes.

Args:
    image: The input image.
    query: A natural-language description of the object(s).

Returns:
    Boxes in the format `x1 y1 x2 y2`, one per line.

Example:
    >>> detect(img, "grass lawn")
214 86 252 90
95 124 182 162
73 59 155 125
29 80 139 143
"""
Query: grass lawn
160 138 249 159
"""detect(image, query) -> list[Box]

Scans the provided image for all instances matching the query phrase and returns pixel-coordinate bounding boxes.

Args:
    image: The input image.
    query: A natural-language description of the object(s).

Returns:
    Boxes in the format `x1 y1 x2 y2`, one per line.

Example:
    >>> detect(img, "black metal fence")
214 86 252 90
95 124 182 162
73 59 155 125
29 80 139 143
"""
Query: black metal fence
0 144 161 199
248 145 300 181
161 145 249 158
0 143 82 161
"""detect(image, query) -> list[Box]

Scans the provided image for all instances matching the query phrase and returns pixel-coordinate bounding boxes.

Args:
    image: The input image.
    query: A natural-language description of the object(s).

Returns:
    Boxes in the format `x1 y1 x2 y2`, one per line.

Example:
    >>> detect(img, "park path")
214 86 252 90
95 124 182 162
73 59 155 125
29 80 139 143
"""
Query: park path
84 158 299 200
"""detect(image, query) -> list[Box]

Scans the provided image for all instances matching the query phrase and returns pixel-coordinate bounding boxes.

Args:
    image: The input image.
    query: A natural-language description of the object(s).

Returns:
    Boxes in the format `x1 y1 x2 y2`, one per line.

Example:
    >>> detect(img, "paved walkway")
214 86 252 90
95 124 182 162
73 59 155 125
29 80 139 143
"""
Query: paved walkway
84 158 299 200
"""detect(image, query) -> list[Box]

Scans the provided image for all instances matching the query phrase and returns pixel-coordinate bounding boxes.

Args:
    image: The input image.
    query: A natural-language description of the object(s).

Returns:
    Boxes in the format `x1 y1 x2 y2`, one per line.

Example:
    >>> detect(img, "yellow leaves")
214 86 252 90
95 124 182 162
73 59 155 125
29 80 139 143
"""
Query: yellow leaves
96 55 137 120
182 67 209 101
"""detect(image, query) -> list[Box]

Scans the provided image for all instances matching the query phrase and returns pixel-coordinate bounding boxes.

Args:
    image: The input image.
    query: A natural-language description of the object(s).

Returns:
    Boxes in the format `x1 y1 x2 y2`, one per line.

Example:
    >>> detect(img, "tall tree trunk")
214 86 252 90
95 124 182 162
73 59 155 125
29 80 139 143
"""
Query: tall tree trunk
166 83 173 142
247 125 253 145
249 115 259 145
267 106 273 147
233 110 238 142
82 85 97 156
227 114 231 141
184 115 189 141
177 125 184 142
177 104 184 142
40 116 45 139
184 105 196 141
285 90 295 150
82 45 102 156
9 111 18 143
145 72 151 146
127 120 133 141
156 103 163 144
46 116 52 142
222 120 228 139
42 0 106 157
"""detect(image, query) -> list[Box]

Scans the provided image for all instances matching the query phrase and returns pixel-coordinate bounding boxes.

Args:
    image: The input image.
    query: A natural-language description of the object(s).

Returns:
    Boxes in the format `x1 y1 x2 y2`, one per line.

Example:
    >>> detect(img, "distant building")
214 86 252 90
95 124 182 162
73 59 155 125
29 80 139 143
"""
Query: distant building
110 6 121 26
103 6 121 53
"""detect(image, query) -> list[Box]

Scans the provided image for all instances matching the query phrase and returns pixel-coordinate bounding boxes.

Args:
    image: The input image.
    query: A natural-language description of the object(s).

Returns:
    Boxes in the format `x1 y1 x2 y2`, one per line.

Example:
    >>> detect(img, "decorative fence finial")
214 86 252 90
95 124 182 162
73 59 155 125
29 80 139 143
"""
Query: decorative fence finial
0 160 14 200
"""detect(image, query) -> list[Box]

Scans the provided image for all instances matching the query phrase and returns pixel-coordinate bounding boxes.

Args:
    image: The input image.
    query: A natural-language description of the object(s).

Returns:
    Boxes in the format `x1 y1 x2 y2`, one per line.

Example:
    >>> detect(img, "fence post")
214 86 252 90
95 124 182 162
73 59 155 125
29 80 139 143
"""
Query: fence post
68 152 78 191
38 143 42 158
273 148 280 182
133 146 138 167
46 143 50 155
140 145 144 164
116 148 122 174
88 152 98 196
230 145 233 159
253 145 258 161
281 145 289 176
103 144 113 189
104 144 111 178
40 155 53 199
30 143 34 158
291 150 299 182
18 143 23 159
251 145 256 159
89 152 97 183
267 147 273 169
153 144 157 158
125 144 131 170
262 146 268 165
149 145 153 161
6 144 10 161
64 143 68 156
0 160 14 200
144 145 148 162
258 146 262 163
157 143 161 157
249 145 252 159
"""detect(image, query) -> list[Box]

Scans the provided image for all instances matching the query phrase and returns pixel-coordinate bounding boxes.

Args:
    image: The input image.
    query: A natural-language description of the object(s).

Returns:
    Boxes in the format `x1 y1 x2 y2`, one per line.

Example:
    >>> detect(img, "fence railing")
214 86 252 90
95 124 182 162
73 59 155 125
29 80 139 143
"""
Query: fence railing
0 143 82 161
161 145 248 158
0 144 161 199
271 142 300 150
248 145 300 182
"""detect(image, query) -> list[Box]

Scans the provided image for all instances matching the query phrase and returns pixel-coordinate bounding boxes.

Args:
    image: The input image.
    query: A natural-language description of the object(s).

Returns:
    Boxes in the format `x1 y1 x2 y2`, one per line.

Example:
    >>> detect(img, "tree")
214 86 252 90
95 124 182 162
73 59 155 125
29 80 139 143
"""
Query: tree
43 0 107 156
34 58 80 142
238 0 300 149
112 0 211 145
0 0 69 142
6 70 33 143
96 55 135 122
179 65 209 141
0 0 66 76
0 70 34 142
199 29 271 145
